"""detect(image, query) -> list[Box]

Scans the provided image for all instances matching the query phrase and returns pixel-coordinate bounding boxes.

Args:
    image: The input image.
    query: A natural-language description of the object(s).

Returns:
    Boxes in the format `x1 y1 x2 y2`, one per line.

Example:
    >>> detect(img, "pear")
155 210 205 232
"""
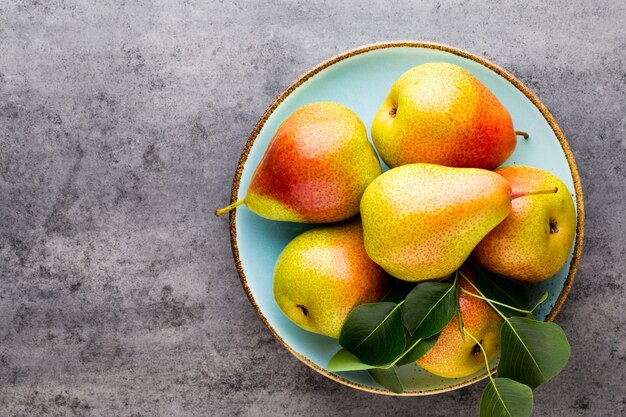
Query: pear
360 164 512 282
417 265 503 378
371 63 518 170
216 102 382 222
273 219 391 339
473 166 576 283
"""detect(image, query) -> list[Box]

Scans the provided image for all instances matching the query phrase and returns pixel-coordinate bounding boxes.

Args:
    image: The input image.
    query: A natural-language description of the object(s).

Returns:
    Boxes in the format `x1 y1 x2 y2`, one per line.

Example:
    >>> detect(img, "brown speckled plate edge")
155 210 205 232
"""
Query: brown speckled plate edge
226 41 585 396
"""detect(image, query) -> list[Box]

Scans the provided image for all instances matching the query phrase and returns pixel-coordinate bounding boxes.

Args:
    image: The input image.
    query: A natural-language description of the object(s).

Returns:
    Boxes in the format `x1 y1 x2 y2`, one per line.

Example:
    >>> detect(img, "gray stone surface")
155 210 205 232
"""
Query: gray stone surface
0 0 624 416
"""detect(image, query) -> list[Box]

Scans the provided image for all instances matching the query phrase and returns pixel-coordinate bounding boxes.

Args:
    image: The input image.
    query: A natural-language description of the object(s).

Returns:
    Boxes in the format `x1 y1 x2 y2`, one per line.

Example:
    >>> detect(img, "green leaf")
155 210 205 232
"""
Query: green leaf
473 264 530 316
498 316 571 390
327 349 379 372
368 367 403 394
339 302 406 366
329 333 439 371
402 282 458 338
396 333 440 366
480 378 534 417
382 280 417 303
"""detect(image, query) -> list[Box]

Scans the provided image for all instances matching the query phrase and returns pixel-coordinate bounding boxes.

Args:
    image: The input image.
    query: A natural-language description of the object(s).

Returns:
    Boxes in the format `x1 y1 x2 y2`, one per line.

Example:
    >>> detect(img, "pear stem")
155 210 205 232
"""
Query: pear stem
510 187 558 200
515 130 529 139
215 199 245 216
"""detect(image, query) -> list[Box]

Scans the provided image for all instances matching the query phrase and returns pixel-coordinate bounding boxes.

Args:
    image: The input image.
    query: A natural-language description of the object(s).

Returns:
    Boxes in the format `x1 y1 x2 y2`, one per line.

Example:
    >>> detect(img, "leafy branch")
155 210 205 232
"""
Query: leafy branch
458 270 571 416
326 264 570 417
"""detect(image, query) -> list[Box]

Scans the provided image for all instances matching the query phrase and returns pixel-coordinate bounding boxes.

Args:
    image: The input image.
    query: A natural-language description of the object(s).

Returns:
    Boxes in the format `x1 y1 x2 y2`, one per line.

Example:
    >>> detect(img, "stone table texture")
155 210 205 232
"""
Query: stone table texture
1 1 625 416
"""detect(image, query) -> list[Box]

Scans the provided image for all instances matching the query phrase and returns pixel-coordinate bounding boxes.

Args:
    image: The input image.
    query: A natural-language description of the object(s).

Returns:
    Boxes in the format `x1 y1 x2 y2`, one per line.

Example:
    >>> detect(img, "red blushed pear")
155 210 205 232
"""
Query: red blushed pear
216 102 382 222
371 63 527 170
473 166 577 283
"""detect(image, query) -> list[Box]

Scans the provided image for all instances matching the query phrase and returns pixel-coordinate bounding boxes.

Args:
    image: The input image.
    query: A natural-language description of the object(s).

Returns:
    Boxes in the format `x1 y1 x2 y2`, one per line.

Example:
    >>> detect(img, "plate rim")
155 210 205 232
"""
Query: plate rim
226 41 585 396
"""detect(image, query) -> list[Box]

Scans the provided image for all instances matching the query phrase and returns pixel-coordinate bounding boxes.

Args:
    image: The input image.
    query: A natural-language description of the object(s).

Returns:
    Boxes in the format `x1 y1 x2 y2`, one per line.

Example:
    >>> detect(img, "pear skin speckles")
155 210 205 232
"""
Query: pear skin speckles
273 219 391 339
246 102 382 223
472 166 577 282
416 265 503 378
372 63 516 170
360 164 512 282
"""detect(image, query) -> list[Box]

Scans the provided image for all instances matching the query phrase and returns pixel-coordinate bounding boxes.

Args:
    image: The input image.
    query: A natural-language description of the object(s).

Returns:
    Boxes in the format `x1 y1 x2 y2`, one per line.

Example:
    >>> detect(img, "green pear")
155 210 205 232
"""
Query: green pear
360 164 512 282
472 166 576 282
371 62 517 169
216 102 382 222
417 264 503 378
273 219 391 339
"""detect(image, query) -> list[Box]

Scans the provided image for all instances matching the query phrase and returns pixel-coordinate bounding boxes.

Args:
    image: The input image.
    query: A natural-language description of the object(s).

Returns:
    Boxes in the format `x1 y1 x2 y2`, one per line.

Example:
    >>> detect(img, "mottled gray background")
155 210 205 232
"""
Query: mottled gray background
0 1 624 416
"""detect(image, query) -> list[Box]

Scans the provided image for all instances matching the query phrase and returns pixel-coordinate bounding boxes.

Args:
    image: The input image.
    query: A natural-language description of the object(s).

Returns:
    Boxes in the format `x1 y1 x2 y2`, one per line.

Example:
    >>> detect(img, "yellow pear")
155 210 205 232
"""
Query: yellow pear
473 166 577 282
360 164 512 282
273 219 391 339
417 265 503 378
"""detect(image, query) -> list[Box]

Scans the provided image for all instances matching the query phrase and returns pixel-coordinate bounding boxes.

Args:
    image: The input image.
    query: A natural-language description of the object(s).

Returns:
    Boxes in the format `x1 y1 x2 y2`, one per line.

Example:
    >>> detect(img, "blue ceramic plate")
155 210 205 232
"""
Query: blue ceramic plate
227 42 584 395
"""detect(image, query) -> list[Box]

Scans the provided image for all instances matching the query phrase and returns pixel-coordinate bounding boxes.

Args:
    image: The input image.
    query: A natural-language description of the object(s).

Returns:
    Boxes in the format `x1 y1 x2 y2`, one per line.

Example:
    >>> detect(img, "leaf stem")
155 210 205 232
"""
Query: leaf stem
454 271 465 340
471 337 516 417
459 288 533 314
464 329 495 384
